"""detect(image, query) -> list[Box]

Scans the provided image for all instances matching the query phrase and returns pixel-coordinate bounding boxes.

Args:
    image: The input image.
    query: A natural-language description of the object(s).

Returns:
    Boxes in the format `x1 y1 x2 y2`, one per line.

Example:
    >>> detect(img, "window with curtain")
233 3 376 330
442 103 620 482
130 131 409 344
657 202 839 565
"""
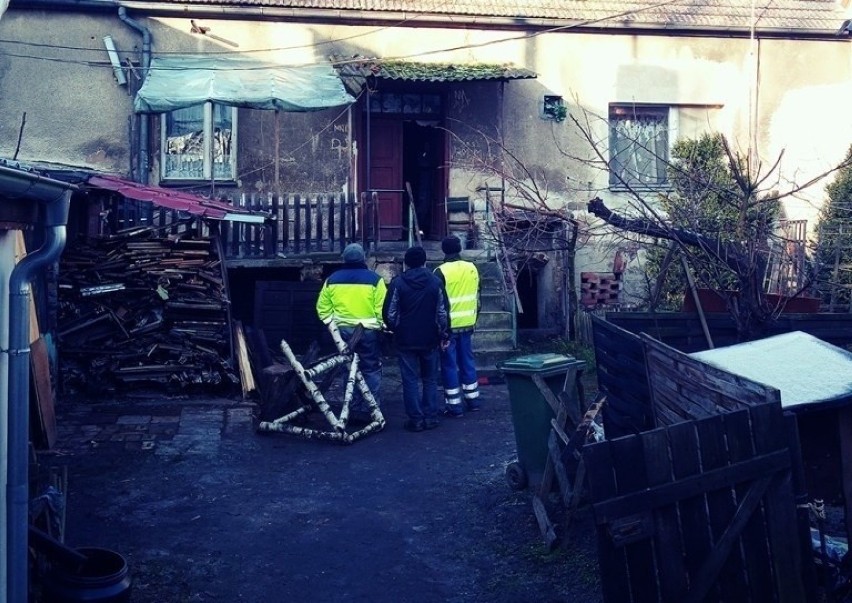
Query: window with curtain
609 104 669 189
162 102 237 181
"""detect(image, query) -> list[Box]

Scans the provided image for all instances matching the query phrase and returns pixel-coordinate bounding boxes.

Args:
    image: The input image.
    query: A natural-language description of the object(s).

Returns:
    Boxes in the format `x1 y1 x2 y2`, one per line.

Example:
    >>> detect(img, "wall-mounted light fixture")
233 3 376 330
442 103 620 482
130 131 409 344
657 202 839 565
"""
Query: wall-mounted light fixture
542 95 566 122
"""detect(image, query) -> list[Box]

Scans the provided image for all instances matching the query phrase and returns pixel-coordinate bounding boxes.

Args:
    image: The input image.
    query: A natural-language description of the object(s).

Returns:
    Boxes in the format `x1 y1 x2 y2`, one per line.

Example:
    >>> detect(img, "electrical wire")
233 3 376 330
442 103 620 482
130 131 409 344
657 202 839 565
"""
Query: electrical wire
0 0 691 69
0 0 458 57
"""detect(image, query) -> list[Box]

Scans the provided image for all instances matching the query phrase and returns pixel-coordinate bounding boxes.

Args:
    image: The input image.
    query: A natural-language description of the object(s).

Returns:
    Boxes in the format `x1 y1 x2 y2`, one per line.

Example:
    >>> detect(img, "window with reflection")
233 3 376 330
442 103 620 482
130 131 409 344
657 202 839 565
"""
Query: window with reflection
162 102 236 181
609 104 669 189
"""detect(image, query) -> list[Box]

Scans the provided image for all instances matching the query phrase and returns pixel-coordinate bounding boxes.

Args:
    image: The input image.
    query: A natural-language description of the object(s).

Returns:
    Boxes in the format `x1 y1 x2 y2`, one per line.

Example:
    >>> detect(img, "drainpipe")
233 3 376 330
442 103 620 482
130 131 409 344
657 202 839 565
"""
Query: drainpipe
7 222 67 603
2 167 72 602
0 231 14 603
118 6 151 185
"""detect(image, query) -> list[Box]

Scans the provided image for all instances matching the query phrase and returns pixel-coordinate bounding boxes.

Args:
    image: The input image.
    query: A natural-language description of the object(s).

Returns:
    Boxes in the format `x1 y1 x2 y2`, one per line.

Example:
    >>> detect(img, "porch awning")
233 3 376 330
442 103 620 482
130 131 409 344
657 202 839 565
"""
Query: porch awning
86 174 266 223
134 55 356 114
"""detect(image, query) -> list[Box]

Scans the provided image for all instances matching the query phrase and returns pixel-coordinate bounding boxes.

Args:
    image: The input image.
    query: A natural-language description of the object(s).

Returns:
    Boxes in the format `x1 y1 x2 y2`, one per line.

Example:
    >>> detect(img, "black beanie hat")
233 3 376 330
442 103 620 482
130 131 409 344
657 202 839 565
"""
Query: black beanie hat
404 246 427 268
441 236 462 255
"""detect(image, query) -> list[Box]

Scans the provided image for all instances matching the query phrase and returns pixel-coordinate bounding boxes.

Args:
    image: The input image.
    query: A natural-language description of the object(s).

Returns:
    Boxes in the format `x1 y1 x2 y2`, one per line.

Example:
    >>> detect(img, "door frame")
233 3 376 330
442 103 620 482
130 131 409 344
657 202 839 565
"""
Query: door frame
359 85 448 245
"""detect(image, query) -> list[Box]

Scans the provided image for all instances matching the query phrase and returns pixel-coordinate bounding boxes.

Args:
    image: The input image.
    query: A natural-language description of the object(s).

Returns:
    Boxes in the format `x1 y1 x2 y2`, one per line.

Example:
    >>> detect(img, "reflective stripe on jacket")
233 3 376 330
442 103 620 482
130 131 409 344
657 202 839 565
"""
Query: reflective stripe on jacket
436 259 479 329
316 266 387 329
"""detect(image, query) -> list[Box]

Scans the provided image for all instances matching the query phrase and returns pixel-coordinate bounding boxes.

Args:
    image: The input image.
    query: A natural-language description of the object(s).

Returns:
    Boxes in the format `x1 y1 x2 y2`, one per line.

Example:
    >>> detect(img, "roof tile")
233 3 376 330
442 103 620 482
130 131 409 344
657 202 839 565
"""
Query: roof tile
145 0 847 32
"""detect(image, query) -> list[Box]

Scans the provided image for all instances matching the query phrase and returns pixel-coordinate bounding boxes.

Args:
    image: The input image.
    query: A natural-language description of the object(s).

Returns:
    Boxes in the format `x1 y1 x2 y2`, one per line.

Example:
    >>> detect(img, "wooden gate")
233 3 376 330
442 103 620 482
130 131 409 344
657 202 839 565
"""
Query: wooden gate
584 403 808 603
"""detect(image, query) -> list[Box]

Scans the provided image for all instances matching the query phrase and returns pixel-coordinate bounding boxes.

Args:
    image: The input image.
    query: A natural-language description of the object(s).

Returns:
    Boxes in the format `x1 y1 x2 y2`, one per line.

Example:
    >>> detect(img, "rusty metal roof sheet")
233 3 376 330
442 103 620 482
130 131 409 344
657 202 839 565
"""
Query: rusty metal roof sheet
86 174 266 223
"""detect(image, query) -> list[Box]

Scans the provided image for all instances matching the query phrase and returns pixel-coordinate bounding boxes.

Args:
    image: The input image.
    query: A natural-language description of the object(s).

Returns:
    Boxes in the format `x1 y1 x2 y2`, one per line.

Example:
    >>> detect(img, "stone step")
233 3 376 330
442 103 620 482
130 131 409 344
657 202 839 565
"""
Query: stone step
476 261 503 279
473 329 515 349
473 348 521 377
480 292 510 312
477 311 513 330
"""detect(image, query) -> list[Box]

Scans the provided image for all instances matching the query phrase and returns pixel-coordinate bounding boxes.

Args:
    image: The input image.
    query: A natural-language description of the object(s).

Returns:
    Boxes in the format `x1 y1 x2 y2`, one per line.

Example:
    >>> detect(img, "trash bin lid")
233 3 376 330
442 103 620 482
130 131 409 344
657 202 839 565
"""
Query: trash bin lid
498 353 580 373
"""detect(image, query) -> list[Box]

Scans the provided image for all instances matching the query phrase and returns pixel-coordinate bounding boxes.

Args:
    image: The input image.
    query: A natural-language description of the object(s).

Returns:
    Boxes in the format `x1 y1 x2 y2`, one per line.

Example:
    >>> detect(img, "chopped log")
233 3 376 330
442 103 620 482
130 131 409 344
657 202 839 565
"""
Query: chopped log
233 321 256 399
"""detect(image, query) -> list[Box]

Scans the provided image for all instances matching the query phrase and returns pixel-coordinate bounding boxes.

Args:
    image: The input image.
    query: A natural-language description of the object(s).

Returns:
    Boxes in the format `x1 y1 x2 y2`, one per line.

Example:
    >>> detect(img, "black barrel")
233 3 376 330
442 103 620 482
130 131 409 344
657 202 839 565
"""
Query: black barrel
44 547 132 603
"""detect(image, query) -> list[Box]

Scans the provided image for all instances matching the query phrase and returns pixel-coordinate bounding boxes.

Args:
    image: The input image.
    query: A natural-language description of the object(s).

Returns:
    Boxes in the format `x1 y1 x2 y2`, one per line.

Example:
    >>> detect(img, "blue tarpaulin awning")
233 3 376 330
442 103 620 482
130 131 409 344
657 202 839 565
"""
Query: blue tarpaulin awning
134 55 356 114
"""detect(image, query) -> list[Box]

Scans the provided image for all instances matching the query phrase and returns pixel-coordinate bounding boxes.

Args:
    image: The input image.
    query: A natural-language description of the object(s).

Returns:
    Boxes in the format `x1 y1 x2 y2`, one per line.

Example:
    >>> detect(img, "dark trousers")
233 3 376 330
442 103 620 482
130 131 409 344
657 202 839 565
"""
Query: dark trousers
398 348 439 423
340 327 382 410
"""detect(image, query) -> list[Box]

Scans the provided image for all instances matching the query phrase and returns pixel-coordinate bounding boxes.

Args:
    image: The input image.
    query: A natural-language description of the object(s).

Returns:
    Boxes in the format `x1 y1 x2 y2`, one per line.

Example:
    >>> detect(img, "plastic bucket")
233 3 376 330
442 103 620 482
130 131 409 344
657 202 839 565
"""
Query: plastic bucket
44 547 132 603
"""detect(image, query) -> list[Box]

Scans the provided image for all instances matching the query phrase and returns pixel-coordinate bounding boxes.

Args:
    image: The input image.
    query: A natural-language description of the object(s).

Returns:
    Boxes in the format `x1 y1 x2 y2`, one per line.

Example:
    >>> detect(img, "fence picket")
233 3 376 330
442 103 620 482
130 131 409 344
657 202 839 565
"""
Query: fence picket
270 193 280 254
294 194 302 254
316 194 324 252
305 195 313 252
329 194 336 251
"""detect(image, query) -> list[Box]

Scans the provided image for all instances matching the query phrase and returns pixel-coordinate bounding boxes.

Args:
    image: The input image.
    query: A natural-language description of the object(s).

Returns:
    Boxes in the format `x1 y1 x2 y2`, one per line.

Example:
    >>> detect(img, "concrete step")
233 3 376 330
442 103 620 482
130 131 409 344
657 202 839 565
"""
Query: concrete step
477 311 513 330
474 348 522 377
476 260 503 279
473 329 515 349
480 292 511 312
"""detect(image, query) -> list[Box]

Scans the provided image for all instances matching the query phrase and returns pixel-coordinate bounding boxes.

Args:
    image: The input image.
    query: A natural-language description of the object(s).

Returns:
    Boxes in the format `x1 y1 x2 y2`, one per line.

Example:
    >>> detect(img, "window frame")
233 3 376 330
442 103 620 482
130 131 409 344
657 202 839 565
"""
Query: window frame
608 103 672 191
160 102 238 183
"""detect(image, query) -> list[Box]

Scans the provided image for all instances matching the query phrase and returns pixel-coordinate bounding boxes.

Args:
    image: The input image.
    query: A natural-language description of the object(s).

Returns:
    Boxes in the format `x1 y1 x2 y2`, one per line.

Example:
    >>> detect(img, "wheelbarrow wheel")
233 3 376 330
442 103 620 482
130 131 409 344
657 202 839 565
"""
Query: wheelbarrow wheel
505 461 528 491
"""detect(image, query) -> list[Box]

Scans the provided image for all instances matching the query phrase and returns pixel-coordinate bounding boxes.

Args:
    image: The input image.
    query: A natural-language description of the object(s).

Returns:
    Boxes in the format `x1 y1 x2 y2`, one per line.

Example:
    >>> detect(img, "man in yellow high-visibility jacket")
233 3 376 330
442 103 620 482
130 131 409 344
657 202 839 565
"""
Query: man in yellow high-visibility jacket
435 235 480 417
316 243 387 419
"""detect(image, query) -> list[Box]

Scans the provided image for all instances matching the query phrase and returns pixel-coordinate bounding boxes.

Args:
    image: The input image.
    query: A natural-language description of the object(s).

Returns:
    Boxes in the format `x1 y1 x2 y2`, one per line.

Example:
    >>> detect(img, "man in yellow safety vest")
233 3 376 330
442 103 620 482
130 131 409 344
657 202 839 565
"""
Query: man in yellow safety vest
316 243 387 420
435 235 480 417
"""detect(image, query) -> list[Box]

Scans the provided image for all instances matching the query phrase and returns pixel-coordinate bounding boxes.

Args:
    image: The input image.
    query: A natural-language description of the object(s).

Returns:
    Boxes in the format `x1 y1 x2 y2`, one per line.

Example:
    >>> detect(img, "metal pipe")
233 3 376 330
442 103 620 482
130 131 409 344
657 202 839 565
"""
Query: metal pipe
0 167 72 602
118 6 152 184
0 231 15 603
7 202 69 602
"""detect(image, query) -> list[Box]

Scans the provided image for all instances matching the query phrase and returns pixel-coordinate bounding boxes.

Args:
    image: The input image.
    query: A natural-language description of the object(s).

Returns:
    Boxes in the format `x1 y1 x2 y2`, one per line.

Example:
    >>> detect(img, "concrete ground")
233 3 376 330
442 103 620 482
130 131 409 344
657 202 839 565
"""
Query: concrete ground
35 367 603 603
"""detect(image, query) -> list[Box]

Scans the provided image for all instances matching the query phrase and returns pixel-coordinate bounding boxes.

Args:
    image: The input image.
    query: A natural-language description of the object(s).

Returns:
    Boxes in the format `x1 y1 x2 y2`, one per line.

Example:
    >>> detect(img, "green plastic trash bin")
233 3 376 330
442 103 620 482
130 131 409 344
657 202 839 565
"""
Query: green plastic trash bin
498 353 585 491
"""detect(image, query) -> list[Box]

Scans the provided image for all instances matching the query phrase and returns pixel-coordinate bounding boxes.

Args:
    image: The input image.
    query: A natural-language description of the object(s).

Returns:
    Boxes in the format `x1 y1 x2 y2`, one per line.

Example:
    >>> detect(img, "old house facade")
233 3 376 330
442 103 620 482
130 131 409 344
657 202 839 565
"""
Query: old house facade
1 0 851 346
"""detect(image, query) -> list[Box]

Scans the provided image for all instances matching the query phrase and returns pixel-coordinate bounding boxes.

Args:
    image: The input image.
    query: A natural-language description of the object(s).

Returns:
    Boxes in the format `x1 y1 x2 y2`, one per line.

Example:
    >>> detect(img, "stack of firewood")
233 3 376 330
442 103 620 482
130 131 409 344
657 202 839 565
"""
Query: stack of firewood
57 228 238 395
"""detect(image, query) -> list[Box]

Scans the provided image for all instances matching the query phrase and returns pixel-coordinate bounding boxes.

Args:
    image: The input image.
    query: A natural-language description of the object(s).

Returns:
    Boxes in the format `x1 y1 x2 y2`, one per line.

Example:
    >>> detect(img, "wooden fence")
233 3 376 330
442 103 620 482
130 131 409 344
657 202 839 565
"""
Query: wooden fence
585 404 812 602
590 315 653 439
586 315 819 601
221 192 358 257
604 311 852 351
102 192 360 259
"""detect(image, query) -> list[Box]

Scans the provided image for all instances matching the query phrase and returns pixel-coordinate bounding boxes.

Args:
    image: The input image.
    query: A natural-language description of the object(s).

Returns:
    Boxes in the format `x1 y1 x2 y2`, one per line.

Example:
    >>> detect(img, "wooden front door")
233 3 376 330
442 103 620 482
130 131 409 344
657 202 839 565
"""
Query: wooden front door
368 117 404 241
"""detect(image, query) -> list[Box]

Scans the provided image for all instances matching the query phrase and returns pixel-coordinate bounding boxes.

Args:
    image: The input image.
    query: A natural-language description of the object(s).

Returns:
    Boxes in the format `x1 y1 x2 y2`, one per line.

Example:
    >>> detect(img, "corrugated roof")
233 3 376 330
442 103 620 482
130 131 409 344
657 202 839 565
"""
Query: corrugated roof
86 175 266 223
129 0 848 33
337 59 537 82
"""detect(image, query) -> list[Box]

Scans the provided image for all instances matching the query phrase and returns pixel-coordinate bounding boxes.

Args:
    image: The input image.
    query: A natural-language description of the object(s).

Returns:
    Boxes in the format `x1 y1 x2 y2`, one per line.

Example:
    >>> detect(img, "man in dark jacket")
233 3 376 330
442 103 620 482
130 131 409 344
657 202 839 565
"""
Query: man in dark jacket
383 245 450 432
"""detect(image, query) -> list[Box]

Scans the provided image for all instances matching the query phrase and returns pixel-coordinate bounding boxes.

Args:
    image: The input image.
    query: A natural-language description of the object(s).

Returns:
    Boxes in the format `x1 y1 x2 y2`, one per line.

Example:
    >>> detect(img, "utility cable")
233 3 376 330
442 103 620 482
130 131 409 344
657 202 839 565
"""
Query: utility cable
1 0 695 69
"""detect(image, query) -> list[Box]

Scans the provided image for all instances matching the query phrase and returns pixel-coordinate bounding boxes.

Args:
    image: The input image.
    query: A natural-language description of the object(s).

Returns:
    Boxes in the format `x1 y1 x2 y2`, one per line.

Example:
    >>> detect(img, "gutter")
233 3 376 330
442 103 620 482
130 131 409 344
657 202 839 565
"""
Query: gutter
118 6 152 185
111 3 850 42
0 232 13 603
1 166 73 603
8 0 848 41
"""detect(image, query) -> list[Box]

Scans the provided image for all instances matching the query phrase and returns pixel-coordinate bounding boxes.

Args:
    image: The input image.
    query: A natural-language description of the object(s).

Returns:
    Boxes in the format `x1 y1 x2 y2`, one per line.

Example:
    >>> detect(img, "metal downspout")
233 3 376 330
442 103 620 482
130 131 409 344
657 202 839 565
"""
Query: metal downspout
6 193 70 603
0 231 15 603
118 6 151 184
